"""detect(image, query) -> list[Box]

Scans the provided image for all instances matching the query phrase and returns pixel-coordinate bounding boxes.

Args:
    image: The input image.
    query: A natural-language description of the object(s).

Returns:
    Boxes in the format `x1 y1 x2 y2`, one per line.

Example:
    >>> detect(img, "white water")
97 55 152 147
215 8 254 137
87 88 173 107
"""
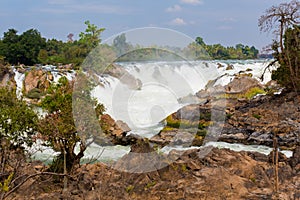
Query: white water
92 60 273 138
13 68 25 99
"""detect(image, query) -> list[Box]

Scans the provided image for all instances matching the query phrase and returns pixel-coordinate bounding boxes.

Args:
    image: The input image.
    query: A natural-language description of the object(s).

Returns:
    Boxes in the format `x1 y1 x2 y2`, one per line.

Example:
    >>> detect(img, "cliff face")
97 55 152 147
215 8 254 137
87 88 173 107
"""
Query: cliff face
0 66 16 89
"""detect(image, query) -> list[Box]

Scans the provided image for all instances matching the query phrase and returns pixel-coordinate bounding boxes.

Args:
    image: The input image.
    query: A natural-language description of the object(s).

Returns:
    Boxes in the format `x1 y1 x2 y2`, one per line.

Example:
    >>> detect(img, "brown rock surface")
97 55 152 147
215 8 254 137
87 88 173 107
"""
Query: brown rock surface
24 69 51 93
10 148 300 200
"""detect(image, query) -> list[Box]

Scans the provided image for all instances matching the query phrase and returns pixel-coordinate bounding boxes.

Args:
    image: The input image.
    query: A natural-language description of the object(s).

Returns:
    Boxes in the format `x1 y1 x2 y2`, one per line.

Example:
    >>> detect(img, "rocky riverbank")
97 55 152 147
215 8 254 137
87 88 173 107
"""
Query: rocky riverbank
150 76 299 151
8 144 300 199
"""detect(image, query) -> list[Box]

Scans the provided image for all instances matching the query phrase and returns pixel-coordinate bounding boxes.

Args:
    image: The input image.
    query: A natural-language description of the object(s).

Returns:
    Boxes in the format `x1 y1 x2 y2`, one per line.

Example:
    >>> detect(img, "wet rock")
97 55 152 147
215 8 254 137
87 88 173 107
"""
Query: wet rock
226 64 234 70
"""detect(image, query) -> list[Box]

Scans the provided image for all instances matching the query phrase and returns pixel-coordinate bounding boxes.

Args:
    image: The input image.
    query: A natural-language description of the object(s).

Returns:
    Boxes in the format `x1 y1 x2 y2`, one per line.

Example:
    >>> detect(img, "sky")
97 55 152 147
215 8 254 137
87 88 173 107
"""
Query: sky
0 0 287 51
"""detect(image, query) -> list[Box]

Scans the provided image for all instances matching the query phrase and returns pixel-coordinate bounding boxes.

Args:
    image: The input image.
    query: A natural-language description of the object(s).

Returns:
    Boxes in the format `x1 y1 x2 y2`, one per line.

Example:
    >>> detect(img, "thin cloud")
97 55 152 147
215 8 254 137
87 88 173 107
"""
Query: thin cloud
219 17 237 22
47 0 73 5
166 5 182 12
217 26 232 30
170 18 187 25
180 0 203 5
40 3 133 15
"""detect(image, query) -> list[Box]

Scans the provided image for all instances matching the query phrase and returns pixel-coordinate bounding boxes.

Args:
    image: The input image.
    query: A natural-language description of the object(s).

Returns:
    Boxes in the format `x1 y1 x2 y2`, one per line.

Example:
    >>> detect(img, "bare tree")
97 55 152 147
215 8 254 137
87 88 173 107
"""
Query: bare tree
259 0 300 53
259 0 300 91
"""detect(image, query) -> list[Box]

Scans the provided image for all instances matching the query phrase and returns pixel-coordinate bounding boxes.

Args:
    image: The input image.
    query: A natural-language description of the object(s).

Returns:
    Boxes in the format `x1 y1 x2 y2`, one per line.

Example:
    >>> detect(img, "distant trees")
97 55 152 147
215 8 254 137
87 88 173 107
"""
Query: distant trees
185 36 259 60
259 0 300 91
0 21 105 67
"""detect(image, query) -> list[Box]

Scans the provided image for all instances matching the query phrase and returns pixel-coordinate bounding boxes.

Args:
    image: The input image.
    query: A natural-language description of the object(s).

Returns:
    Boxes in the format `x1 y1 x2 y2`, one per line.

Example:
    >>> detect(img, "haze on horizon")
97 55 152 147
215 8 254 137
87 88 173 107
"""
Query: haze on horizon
0 0 285 51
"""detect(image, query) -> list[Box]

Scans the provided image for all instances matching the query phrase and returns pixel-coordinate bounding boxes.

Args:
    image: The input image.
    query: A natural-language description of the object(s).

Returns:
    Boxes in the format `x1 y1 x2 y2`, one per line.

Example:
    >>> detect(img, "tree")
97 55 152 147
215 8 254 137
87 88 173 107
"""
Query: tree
0 29 21 65
18 29 46 65
38 76 105 172
259 0 300 91
112 33 132 56
0 29 46 65
79 20 105 50
272 26 300 90
258 0 300 54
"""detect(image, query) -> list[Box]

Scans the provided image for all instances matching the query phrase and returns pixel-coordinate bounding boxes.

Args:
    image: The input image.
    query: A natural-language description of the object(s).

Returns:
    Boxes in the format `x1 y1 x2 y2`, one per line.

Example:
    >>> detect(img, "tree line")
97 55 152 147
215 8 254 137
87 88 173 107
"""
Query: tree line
0 20 105 67
0 22 261 67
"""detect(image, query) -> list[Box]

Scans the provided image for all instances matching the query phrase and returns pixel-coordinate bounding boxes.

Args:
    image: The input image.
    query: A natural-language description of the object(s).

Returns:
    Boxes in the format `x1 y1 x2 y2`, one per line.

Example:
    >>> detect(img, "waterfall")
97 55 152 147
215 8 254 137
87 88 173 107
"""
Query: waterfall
13 68 25 99
91 60 274 138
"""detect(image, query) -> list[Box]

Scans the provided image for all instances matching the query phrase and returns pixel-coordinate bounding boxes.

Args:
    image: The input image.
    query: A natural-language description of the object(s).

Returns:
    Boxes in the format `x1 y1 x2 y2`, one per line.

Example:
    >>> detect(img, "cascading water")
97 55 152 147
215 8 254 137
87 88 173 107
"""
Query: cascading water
13 68 25 99
92 60 273 138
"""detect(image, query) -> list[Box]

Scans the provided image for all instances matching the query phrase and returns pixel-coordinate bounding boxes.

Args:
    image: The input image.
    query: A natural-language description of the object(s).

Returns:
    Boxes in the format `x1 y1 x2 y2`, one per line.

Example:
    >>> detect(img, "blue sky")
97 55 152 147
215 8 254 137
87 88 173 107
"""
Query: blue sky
0 0 286 50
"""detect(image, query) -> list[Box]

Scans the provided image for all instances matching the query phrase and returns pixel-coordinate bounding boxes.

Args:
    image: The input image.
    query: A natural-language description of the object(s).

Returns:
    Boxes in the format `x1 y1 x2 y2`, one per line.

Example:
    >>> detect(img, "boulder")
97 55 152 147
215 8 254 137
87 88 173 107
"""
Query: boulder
99 114 132 145
226 64 234 70
225 76 262 94
24 69 50 94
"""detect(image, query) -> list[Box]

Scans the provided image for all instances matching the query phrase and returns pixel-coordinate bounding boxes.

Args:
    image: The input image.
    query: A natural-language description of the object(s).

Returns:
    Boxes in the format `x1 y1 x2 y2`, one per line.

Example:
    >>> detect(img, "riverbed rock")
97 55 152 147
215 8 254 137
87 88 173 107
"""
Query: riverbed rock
225 76 262 94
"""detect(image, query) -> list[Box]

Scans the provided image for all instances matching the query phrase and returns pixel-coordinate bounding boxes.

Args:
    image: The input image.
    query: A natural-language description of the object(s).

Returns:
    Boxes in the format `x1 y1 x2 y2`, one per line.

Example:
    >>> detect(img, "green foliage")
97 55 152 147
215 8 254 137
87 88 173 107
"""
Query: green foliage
125 185 134 193
0 29 46 65
79 20 105 50
272 26 300 90
38 76 105 172
243 87 266 99
0 87 38 148
26 88 43 99
252 114 262 120
184 37 259 60
145 181 156 189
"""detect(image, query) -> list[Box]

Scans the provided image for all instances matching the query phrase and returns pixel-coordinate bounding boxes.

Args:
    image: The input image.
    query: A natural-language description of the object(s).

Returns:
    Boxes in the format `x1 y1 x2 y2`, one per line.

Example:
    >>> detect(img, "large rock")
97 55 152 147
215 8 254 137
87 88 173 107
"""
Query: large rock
99 114 132 145
225 76 262 94
0 66 16 88
104 64 142 90
24 69 51 94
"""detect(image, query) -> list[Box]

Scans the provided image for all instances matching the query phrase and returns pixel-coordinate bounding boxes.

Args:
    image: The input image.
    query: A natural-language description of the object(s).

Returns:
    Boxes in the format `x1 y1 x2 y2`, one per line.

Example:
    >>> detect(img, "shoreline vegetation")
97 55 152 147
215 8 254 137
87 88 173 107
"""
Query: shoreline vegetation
0 0 299 199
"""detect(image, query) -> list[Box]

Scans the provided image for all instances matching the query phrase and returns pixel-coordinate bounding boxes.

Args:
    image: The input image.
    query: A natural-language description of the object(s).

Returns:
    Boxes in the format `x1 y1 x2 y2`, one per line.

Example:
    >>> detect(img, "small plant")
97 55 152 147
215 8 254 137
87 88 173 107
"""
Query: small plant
244 87 265 99
125 185 134 193
252 113 262 120
181 164 188 172
145 181 156 190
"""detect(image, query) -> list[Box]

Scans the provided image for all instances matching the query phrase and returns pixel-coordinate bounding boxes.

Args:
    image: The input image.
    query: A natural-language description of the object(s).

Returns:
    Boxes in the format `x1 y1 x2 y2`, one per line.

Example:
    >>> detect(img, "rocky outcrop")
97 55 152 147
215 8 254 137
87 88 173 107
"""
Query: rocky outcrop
104 64 142 90
98 114 134 145
0 66 16 88
220 91 300 149
154 89 300 150
225 76 263 94
150 100 225 147
24 69 51 95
